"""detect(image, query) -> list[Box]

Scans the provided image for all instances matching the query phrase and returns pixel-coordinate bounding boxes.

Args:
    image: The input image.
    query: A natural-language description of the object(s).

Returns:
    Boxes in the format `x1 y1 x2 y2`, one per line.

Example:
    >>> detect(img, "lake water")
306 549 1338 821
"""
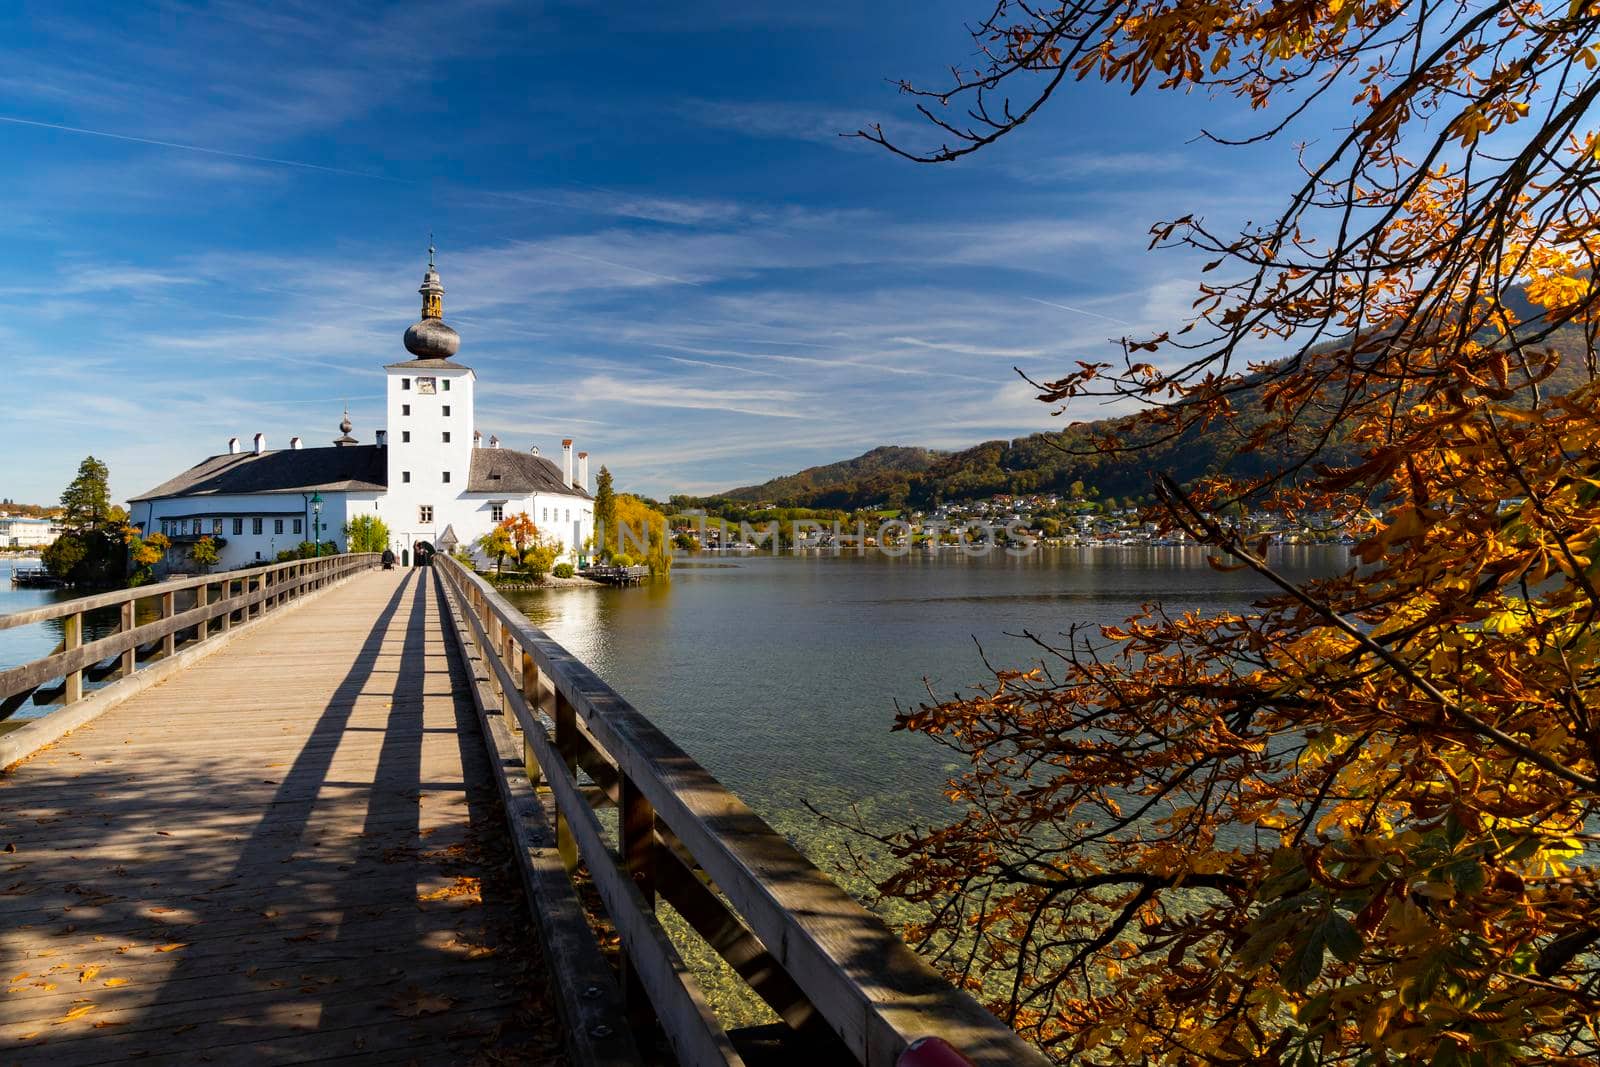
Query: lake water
499 545 1349 844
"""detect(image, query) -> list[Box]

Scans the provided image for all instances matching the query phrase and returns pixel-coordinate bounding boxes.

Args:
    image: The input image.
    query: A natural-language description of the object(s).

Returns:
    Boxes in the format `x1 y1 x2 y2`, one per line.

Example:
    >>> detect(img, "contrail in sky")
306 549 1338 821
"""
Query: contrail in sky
1024 296 1135 327
0 115 409 183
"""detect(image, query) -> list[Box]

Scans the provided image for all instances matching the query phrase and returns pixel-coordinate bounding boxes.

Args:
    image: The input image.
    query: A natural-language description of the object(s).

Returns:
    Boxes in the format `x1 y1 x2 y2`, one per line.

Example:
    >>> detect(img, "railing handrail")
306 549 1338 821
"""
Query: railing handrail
0 554 381 632
0 554 381 709
435 554 1047 1067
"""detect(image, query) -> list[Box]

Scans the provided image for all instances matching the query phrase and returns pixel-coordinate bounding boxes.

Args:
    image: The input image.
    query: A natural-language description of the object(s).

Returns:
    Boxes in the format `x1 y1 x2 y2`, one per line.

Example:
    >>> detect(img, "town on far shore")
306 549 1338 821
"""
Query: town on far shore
666 490 1360 551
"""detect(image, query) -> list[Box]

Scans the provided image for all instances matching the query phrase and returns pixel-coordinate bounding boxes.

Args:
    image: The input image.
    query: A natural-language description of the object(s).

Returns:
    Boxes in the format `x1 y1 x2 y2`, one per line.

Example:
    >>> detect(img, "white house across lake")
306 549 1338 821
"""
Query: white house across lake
130 249 595 569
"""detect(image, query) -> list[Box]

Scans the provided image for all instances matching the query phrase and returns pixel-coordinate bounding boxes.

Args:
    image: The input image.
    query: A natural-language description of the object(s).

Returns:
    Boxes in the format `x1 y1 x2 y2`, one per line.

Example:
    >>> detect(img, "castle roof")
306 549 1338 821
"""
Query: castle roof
130 445 387 501
467 449 591 499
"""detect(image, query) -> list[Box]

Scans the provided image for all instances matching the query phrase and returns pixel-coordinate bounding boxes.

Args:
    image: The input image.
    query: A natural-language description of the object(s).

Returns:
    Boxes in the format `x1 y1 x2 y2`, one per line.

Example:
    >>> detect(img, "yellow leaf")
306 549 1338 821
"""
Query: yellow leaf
103 978 129 988
58 1003 94 1023
79 966 101 984
153 943 186 954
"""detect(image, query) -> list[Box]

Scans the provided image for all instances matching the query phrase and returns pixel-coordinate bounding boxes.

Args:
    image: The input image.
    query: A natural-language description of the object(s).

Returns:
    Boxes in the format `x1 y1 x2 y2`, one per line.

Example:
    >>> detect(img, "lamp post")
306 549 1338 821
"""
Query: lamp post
310 493 323 557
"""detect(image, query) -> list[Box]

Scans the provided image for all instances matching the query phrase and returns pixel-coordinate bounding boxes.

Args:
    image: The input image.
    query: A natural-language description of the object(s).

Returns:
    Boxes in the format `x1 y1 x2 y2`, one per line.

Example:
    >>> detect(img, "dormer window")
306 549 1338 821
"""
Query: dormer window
443 380 451 391
402 378 411 391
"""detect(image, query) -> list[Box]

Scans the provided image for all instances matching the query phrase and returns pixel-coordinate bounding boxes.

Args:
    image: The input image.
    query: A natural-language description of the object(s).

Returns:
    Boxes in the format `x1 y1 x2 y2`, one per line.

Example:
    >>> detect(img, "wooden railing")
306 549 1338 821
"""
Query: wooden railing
0 553 380 720
435 554 1047 1067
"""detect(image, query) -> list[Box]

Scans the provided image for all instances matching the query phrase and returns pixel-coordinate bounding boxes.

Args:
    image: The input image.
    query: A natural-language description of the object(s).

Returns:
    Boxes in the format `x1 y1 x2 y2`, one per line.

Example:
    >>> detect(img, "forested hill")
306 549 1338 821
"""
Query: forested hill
717 446 945 504
702 318 1595 512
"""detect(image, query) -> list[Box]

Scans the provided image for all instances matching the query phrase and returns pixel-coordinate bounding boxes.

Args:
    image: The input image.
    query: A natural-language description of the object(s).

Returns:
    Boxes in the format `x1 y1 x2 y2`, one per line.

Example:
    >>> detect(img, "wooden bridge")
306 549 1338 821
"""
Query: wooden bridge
0 555 1045 1066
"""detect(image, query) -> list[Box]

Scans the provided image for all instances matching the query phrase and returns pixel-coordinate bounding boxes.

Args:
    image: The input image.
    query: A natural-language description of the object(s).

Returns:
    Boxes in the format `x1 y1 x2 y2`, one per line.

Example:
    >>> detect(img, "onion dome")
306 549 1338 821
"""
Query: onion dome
403 241 461 359
333 408 357 447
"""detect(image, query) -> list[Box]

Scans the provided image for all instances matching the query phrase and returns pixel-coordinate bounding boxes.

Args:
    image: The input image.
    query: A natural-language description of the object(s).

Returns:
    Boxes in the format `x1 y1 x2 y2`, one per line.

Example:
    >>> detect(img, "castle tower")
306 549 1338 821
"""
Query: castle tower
384 243 475 550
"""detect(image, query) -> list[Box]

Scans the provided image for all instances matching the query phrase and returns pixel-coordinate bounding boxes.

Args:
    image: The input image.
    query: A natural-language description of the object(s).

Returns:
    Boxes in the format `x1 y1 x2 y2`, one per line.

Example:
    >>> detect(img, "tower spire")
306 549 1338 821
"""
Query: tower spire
418 239 444 321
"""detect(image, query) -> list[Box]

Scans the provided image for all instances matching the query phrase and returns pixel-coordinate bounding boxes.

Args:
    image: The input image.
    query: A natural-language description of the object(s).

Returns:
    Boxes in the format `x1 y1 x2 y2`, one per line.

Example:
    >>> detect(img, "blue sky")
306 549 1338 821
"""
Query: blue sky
4 0 1304 504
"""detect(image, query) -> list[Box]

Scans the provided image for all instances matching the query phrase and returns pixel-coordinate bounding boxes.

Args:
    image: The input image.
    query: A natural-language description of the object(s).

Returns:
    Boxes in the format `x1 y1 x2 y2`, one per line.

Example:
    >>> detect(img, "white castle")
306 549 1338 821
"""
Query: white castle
130 248 595 568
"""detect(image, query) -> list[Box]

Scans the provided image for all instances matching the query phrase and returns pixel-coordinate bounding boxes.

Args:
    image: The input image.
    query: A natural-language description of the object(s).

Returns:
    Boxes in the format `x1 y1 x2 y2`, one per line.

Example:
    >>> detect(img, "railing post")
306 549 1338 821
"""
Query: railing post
221 576 233 631
619 772 657 1023
120 599 136 678
63 611 83 703
502 630 517 719
519 651 537 750
554 692 579 873
161 590 176 657
194 581 208 640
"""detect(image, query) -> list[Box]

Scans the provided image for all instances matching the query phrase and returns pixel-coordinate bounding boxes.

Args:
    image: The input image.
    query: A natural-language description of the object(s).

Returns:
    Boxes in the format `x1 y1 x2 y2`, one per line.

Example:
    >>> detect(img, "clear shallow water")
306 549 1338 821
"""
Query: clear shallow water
501 546 1350 840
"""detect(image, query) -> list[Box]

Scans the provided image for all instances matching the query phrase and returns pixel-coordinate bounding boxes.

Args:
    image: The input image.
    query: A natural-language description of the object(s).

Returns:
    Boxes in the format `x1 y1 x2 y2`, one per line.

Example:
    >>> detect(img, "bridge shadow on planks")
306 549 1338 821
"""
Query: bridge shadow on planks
0 569 565 1064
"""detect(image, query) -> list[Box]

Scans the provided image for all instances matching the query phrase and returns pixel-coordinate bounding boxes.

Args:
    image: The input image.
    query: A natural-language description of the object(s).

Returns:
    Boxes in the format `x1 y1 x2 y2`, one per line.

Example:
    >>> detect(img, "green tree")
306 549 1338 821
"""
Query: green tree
59 456 111 530
343 514 391 554
41 533 86 580
188 535 219 573
593 466 617 562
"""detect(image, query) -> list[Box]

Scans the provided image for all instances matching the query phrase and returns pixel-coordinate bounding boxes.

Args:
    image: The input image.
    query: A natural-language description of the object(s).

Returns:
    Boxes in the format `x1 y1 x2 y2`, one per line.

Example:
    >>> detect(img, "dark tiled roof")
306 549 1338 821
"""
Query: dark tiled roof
383 358 471 371
467 449 590 499
130 445 388 501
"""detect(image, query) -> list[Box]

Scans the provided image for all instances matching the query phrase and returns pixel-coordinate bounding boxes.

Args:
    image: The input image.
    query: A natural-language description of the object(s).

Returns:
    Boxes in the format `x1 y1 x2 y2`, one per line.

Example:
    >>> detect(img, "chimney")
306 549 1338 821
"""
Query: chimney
472 430 482 447
562 439 574 487
577 451 589 491
289 436 302 450
489 435 500 449
228 436 240 455
376 429 388 447
253 433 266 454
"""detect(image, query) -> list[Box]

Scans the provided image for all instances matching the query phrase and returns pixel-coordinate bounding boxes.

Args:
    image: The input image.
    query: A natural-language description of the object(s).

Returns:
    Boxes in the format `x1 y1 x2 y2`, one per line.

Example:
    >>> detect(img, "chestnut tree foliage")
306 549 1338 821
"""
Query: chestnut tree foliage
865 2 1600 1063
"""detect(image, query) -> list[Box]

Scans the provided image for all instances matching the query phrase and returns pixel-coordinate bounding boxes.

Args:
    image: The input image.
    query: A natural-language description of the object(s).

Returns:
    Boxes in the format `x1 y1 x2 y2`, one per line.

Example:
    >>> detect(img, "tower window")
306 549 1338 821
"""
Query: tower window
442 405 451 416
419 505 433 523
442 471 451 483
491 504 504 522
402 404 411 416
443 380 450 391
402 378 411 391
402 431 411 443
442 431 450 443
402 471 411 483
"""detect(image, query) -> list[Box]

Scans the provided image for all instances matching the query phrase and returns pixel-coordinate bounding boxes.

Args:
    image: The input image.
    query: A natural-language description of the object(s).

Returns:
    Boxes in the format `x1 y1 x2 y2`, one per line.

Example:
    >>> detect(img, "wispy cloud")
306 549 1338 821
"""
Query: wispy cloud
0 115 409 182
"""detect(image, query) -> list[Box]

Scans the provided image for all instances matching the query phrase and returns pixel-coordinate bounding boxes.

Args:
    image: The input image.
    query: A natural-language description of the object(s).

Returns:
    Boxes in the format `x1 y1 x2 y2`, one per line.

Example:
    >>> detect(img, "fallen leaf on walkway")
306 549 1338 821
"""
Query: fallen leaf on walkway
9 972 28 983
154 943 186 953
4 843 14 853
92 1020 126 1029
79 966 101 983
155 831 172 838
102 978 128 988
418 876 481 903
57 1004 94 1023
388 985 455 1017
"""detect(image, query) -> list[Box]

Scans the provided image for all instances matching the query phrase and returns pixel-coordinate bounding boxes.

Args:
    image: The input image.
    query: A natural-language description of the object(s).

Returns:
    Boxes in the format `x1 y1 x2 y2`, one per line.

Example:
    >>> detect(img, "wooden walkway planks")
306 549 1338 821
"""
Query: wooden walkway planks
0 569 566 1065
